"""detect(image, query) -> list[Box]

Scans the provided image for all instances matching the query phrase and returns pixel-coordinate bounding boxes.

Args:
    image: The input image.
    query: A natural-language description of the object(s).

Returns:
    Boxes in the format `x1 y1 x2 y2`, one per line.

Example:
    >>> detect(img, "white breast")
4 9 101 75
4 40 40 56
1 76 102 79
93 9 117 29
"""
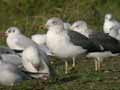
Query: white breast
46 29 86 58
104 20 120 33
7 35 23 50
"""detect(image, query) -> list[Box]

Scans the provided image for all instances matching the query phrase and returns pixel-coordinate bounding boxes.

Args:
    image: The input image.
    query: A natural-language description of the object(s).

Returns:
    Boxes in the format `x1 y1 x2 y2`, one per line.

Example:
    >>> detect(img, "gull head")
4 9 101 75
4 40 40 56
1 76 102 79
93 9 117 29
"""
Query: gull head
5 27 21 36
45 17 64 30
71 20 88 32
105 13 112 20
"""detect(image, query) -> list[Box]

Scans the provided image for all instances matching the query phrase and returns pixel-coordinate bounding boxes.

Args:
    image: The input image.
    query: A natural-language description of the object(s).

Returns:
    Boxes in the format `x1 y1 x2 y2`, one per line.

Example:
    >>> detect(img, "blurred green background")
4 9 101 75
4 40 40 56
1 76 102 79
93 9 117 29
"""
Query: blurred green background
0 0 120 45
0 0 120 90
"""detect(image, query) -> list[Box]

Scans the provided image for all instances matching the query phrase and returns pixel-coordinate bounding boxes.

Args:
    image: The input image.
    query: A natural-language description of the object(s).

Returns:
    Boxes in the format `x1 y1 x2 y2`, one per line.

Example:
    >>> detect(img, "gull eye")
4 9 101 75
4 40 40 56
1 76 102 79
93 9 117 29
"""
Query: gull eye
12 29 15 33
8 30 11 33
52 21 57 25
76 25 80 28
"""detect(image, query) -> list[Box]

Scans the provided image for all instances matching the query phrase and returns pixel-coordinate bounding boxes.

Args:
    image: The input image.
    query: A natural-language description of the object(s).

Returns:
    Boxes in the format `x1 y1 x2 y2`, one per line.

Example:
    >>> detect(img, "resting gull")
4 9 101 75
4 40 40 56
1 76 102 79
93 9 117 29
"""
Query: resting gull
0 58 29 86
103 13 120 34
71 20 120 71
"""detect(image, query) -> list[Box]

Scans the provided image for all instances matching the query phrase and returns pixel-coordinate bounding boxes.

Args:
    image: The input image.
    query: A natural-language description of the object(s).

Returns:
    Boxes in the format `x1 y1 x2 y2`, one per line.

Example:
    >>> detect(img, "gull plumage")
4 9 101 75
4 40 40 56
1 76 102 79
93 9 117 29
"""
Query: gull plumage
0 59 29 86
103 13 120 34
22 46 50 80
5 27 52 56
46 17 101 73
71 20 120 71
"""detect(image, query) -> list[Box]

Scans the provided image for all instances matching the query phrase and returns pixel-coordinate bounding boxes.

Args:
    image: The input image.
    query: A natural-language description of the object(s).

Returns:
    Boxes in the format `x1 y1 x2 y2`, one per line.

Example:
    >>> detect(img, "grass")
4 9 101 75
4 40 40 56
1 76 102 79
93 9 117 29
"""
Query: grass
1 0 120 90
1 57 120 90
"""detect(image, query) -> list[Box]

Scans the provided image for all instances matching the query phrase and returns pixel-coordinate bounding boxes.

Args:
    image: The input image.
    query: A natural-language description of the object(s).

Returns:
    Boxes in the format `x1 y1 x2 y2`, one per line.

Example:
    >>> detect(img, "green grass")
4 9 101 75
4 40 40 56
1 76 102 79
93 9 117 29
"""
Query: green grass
1 0 120 90
1 57 120 90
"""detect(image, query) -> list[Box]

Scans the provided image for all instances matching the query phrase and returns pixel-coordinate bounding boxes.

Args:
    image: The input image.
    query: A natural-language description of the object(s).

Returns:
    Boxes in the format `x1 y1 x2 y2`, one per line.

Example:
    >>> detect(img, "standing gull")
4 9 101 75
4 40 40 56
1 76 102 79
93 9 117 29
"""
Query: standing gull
71 20 120 71
45 17 101 74
31 22 71 57
31 22 71 46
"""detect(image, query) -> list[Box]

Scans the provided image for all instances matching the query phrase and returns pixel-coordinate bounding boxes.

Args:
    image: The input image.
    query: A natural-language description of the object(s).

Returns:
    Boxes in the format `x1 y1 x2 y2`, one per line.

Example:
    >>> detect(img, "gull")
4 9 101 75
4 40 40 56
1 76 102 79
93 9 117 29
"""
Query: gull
31 22 71 46
22 46 51 80
0 47 22 66
103 13 120 34
31 34 53 56
0 58 29 86
71 20 120 71
109 26 120 41
71 20 93 38
1 27 52 56
45 17 101 74
31 22 71 56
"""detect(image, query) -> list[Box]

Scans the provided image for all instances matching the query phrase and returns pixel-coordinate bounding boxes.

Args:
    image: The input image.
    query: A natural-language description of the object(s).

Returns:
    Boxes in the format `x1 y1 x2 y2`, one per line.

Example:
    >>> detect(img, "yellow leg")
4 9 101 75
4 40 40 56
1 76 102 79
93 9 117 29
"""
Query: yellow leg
72 57 76 68
97 57 103 72
97 60 101 72
65 61 68 74
95 59 98 71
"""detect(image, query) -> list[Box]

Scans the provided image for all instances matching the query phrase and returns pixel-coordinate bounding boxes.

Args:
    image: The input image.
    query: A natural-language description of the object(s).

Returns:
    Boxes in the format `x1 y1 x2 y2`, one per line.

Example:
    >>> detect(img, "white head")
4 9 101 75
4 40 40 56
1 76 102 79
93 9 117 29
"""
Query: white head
71 20 88 32
5 27 21 36
45 17 64 30
105 13 113 21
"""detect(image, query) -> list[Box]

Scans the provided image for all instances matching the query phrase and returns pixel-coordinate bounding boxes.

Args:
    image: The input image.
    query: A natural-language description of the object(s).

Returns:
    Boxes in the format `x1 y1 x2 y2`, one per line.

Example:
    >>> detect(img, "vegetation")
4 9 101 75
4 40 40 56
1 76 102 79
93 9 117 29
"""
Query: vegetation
0 0 120 90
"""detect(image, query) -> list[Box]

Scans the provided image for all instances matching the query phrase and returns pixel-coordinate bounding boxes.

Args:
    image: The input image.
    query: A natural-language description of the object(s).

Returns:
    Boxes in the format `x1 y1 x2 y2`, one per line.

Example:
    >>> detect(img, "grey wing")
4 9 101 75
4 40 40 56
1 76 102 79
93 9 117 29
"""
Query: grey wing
0 47 15 54
38 45 53 56
1 54 22 67
15 35 37 49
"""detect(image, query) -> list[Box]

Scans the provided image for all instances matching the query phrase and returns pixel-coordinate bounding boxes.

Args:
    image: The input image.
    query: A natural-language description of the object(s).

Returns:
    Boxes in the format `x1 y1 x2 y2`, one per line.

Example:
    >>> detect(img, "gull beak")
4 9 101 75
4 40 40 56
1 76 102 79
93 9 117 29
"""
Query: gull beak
0 32 7 37
45 23 49 29
39 25 46 30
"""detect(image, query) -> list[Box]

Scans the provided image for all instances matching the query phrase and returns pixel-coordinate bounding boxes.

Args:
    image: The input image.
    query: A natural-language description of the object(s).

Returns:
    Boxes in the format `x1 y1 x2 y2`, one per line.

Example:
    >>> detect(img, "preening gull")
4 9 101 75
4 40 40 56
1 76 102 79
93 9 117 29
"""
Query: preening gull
45 17 101 73
22 46 50 80
0 58 29 86
103 13 120 34
71 20 120 71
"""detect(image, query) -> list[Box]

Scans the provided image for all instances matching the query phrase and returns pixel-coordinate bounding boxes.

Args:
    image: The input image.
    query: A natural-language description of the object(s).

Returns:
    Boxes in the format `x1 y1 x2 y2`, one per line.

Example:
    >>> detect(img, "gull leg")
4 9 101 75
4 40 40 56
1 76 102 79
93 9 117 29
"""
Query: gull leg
94 59 98 71
72 57 76 68
97 57 103 72
65 60 68 74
